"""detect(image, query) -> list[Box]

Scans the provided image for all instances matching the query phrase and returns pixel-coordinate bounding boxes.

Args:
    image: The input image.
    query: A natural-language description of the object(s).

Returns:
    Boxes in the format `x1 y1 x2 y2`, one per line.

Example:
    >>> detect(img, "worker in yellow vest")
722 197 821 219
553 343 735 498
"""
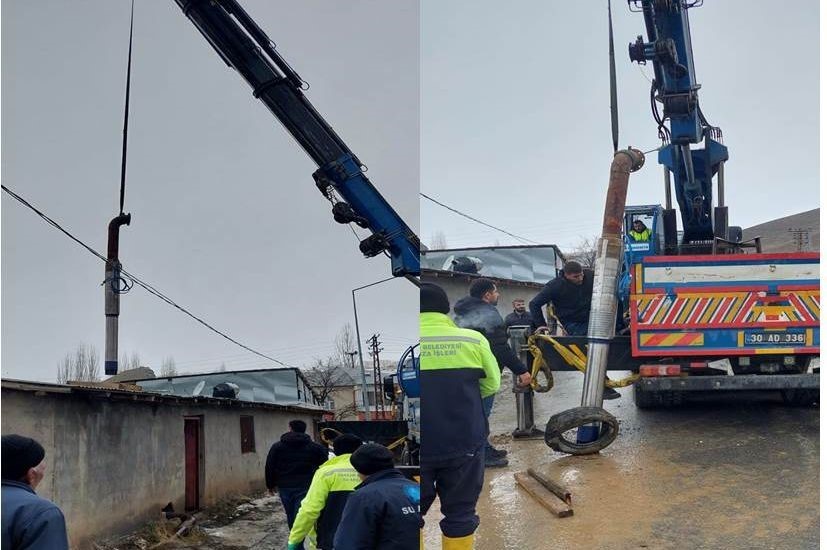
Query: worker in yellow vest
420 283 501 550
288 434 363 550
629 219 651 241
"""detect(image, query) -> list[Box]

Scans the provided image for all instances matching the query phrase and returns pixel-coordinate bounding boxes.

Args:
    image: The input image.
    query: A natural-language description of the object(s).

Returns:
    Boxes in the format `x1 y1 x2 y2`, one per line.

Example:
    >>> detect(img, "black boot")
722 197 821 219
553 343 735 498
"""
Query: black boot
484 444 508 468
603 387 621 400
485 441 507 459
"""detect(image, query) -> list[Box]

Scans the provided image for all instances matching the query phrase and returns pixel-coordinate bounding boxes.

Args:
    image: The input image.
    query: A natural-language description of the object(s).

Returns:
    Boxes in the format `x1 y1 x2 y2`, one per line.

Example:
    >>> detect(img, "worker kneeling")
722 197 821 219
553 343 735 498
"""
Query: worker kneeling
333 444 421 549
420 283 501 549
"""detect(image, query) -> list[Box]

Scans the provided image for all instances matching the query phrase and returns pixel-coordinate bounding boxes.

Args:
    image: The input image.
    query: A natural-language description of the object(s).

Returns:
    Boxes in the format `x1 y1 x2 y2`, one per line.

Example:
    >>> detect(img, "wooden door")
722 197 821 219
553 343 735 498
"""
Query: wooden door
184 418 201 511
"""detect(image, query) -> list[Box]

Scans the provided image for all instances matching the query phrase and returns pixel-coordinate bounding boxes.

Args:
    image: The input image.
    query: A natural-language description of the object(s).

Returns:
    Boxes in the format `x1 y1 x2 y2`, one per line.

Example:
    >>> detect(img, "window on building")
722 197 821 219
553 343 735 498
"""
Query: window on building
240 415 255 453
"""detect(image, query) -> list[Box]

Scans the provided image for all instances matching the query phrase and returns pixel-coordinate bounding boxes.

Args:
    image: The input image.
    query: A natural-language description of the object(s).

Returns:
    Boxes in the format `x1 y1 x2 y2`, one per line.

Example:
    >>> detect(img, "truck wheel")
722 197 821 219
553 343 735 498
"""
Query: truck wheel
634 384 684 408
544 406 619 455
780 389 819 407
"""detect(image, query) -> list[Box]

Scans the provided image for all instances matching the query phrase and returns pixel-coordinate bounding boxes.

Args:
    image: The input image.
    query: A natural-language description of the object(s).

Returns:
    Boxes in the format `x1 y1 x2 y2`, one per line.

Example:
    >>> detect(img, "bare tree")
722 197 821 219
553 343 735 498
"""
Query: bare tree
565 235 599 268
159 356 177 377
119 351 142 371
304 358 349 407
56 343 101 384
334 324 357 369
429 231 448 249
334 402 360 420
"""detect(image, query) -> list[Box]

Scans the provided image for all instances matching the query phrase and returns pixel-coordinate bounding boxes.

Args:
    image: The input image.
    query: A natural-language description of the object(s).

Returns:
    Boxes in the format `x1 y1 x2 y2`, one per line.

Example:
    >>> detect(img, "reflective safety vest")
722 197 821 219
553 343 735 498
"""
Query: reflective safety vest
420 312 501 461
629 228 651 241
288 453 361 549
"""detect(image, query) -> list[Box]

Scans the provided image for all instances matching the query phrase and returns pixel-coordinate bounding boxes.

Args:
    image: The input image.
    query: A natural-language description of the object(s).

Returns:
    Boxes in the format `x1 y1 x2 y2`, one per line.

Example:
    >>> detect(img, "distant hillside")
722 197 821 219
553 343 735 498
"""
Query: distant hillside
741 209 819 253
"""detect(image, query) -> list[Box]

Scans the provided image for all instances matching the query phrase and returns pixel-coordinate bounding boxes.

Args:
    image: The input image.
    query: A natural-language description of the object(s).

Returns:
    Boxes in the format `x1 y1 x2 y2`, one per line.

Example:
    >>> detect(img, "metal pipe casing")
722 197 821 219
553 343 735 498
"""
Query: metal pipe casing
104 213 131 376
580 148 644 411
663 165 672 210
582 239 623 408
717 162 725 207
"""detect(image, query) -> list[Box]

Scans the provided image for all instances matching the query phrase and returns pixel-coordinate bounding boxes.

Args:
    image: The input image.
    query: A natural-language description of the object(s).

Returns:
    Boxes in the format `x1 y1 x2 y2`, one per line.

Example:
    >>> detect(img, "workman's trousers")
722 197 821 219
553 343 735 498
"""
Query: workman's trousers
278 487 308 549
421 445 486 538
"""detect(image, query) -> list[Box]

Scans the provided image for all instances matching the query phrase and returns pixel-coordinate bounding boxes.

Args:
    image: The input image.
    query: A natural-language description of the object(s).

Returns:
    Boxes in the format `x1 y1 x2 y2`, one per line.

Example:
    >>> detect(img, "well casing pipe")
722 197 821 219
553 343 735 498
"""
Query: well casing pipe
104 213 131 376
578 148 644 441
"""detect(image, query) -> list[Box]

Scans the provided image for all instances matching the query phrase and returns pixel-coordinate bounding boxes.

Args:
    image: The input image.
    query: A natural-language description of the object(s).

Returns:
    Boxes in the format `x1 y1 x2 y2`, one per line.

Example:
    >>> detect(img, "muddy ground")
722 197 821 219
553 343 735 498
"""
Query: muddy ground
96 494 290 550
423 371 819 550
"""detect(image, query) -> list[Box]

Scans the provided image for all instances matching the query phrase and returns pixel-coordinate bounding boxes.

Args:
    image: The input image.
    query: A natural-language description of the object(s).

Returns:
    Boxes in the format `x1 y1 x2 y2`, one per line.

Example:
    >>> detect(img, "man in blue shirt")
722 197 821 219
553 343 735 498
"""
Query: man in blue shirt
1 434 69 549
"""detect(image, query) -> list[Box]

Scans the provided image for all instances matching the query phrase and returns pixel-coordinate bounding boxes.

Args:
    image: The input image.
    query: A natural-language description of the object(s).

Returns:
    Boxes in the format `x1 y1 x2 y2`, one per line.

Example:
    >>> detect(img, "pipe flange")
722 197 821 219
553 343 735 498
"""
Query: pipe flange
617 147 645 172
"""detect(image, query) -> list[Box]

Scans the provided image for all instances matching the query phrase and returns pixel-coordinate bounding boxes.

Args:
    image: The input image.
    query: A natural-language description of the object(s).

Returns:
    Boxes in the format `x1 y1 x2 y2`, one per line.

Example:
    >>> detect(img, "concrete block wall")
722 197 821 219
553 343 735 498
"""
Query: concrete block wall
1 388 321 548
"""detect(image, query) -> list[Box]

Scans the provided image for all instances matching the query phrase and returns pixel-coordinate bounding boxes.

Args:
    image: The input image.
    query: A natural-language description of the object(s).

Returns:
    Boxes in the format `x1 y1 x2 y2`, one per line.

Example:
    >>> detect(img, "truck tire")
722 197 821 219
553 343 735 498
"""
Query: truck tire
634 384 684 408
544 406 619 455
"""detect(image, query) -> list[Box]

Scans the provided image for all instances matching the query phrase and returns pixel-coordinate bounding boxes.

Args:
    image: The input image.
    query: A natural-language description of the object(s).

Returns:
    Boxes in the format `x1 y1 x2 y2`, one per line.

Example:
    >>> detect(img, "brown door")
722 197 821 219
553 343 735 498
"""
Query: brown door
184 418 201 511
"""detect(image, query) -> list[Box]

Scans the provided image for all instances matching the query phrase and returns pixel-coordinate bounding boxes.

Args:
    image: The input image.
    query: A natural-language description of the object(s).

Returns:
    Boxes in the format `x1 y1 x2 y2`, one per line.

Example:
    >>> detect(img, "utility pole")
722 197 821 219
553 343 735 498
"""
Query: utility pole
346 350 358 370
367 334 385 420
788 227 812 252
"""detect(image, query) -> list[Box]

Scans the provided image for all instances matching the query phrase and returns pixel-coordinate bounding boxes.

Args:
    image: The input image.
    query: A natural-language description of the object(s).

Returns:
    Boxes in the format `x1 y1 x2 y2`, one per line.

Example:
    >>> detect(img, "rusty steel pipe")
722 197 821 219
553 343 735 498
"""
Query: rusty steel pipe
105 213 131 376
577 148 644 443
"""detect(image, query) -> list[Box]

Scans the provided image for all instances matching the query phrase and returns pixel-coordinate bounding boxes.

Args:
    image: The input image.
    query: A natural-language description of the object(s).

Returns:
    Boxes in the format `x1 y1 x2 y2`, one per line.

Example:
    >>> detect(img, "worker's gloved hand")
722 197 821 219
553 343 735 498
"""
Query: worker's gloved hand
517 372 533 387
534 326 550 335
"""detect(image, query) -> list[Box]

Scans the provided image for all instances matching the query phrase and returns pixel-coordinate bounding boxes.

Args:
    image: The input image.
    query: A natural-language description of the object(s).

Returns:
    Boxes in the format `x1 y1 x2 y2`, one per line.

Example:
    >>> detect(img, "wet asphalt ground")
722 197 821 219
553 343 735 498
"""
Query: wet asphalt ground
423 371 819 550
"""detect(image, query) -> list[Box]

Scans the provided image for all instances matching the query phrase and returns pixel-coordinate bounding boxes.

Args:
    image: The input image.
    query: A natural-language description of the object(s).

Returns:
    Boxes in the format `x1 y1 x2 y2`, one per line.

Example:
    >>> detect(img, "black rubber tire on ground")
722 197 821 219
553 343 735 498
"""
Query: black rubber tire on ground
633 385 684 408
780 389 819 407
544 406 619 455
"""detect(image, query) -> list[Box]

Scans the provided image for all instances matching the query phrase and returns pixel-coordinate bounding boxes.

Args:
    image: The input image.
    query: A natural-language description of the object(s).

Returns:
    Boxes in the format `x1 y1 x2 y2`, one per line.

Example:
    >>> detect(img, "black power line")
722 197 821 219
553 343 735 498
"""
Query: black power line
419 192 539 245
2 184 295 369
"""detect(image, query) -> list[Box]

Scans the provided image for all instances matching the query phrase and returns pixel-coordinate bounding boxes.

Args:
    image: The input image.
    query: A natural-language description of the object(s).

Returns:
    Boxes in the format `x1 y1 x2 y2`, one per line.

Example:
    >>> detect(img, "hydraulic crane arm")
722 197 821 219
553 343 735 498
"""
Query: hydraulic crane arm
176 0 420 277
628 0 728 249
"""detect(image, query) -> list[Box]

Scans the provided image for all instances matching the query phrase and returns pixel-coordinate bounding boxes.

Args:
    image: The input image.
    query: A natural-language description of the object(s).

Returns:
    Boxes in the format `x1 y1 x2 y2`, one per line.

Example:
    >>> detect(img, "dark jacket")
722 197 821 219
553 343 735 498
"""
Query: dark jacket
1 480 69 550
332 469 420 550
504 310 534 330
529 271 594 328
453 296 528 375
265 431 328 490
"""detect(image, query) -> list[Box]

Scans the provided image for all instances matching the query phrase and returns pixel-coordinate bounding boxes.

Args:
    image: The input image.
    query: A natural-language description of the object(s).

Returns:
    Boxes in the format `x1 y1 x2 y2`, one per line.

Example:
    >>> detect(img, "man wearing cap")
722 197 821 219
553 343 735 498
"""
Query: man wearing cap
332 444 420 549
1 434 69 549
287 434 362 550
420 283 501 550
529 261 621 400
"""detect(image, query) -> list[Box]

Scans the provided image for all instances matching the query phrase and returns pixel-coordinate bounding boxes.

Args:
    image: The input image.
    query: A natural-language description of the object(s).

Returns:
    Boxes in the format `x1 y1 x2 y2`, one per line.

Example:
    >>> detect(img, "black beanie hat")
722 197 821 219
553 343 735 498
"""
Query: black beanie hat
1 434 45 481
332 434 363 456
420 283 450 314
350 443 395 476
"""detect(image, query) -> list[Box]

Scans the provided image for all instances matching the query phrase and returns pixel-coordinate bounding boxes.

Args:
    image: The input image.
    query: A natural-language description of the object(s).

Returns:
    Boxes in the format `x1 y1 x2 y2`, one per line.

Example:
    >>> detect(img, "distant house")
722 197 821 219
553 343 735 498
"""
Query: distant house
303 364 399 421
1 376 325 548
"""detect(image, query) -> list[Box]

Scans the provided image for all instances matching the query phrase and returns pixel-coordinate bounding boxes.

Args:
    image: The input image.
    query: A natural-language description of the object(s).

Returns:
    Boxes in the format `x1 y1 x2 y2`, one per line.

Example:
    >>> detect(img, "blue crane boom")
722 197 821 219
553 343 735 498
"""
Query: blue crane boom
175 0 420 278
628 0 729 251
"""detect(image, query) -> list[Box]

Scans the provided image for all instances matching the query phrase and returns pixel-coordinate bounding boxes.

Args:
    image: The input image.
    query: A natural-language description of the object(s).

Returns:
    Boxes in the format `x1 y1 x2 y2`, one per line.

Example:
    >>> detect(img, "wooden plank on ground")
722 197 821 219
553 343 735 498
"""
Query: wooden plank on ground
527 467 572 505
514 472 573 518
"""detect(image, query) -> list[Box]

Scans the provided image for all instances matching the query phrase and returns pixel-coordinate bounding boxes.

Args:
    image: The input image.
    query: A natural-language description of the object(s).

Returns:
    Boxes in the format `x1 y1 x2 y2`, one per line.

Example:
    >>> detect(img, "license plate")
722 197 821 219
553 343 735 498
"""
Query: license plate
743 330 805 345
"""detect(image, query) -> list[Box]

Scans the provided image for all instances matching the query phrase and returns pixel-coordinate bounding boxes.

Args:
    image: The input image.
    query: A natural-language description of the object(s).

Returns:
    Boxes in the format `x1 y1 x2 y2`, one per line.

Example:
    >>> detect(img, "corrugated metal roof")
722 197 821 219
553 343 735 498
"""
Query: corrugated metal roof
2 379 326 414
421 245 564 284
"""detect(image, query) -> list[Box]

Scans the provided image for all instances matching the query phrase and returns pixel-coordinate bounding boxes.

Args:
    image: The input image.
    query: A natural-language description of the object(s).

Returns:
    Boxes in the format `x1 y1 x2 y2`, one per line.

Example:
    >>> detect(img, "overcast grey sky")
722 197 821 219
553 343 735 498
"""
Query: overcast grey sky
421 0 820 251
2 0 419 382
